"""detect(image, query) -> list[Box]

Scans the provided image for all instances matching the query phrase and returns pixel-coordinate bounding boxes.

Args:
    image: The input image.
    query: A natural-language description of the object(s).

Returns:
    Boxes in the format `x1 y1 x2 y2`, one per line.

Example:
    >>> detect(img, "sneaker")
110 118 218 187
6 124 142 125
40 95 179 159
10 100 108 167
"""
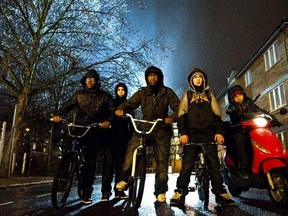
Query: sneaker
116 181 127 191
115 190 129 199
215 193 235 206
82 188 93 205
82 198 92 205
101 192 112 201
170 189 184 206
157 193 166 202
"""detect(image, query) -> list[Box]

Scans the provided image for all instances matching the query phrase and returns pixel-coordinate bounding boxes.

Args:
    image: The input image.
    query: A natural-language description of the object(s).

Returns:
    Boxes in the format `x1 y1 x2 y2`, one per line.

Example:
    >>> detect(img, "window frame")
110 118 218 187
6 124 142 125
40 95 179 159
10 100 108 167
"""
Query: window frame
244 69 253 87
264 40 280 71
269 83 286 111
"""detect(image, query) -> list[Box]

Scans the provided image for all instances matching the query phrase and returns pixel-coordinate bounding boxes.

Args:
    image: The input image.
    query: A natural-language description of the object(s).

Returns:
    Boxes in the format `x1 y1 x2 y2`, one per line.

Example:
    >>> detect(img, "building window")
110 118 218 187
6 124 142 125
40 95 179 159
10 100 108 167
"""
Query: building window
264 41 280 70
276 131 288 150
244 69 252 86
269 84 286 111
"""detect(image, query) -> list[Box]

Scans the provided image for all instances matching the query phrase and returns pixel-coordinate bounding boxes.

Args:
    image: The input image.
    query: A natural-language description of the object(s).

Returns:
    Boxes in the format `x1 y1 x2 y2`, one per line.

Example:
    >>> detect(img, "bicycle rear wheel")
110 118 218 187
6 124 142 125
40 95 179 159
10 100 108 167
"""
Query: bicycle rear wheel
51 153 76 209
130 148 146 209
197 169 210 209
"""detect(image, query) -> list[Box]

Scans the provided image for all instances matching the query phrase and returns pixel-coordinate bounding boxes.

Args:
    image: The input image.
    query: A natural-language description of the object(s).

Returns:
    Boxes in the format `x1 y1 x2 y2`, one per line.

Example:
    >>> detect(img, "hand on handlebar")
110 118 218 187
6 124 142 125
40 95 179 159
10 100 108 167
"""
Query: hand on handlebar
115 109 124 117
51 115 62 123
214 134 224 144
164 117 173 124
180 135 189 145
101 121 111 129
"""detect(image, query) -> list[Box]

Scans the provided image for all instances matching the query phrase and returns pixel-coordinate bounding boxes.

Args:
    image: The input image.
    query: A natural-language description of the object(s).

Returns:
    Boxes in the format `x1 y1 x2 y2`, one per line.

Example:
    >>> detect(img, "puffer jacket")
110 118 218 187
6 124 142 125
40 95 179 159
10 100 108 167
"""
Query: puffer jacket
56 70 114 125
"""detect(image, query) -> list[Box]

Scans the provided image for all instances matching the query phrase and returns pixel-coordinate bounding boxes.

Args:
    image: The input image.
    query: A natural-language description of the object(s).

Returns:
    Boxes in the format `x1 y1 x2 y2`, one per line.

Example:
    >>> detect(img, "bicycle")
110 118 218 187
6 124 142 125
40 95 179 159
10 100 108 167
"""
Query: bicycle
50 119 103 209
123 113 162 209
187 142 219 210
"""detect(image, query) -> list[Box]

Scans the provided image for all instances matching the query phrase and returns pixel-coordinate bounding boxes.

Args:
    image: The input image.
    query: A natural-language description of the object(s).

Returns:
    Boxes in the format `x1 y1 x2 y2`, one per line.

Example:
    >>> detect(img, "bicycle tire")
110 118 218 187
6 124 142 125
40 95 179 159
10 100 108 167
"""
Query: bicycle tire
197 169 210 209
51 153 76 209
131 148 146 209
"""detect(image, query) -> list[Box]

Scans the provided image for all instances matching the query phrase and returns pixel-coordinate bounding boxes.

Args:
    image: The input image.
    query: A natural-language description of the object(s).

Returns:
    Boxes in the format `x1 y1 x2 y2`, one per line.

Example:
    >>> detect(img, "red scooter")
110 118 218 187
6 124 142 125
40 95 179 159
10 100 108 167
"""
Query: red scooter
222 108 288 208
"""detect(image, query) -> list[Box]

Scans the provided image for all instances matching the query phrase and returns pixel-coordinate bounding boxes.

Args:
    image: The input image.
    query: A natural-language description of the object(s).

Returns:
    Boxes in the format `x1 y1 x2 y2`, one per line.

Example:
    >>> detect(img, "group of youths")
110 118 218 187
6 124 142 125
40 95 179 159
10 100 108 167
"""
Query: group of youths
52 65 263 207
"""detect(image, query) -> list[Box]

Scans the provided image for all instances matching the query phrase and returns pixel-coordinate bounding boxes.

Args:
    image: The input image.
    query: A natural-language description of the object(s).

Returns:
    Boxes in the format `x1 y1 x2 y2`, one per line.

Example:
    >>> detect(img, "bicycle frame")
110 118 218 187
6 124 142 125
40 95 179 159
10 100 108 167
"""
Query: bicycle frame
127 114 162 178
51 119 102 209
124 113 162 209
187 142 218 209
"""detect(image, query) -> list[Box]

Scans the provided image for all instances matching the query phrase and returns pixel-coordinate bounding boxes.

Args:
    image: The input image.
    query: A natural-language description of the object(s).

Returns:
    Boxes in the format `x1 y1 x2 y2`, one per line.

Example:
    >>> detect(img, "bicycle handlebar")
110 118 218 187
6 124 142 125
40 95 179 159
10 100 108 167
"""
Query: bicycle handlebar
124 113 162 135
50 118 103 138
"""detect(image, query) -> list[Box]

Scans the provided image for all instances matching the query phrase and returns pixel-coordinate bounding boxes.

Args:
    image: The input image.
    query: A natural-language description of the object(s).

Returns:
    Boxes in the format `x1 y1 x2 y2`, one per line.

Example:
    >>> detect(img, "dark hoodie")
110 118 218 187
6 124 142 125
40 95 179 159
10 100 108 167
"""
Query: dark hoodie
114 82 128 106
145 66 164 95
112 82 133 136
117 66 179 122
226 85 266 124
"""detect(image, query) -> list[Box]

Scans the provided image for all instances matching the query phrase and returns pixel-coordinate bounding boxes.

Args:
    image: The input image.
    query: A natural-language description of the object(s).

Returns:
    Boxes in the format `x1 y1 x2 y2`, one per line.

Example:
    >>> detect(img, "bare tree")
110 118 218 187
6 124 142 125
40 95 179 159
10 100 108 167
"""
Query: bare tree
0 0 168 174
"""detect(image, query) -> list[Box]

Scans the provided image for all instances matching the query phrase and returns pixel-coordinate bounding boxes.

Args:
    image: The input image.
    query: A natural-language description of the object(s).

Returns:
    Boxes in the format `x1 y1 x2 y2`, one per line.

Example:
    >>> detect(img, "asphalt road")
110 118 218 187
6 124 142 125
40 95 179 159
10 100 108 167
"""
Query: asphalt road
0 173 287 215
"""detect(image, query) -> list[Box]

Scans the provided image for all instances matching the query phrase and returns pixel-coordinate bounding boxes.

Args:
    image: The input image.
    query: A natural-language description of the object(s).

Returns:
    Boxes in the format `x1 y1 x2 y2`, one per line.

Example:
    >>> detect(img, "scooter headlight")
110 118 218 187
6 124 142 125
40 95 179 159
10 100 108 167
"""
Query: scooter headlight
253 117 268 127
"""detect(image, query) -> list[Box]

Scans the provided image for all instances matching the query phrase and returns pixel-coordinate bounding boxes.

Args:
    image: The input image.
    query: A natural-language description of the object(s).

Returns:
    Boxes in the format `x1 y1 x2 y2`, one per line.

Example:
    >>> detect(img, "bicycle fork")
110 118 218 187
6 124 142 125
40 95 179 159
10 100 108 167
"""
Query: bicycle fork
131 139 144 177
189 151 205 192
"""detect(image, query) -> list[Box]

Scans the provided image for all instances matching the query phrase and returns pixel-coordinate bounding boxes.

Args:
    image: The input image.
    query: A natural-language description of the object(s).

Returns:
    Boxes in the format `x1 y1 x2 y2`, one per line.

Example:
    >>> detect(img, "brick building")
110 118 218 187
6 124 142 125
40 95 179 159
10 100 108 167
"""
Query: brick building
217 19 288 147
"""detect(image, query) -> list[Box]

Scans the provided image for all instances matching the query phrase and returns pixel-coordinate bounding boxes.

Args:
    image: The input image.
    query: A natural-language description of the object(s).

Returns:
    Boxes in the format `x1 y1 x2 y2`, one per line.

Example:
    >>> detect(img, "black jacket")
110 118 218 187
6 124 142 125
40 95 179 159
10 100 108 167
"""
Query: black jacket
226 85 266 125
56 70 114 125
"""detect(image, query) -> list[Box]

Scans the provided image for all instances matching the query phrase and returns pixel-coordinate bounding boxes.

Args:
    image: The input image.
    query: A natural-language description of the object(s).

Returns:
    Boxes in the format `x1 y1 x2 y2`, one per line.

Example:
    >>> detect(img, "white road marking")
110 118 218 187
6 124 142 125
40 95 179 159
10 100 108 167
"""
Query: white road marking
0 201 14 206
37 193 51 198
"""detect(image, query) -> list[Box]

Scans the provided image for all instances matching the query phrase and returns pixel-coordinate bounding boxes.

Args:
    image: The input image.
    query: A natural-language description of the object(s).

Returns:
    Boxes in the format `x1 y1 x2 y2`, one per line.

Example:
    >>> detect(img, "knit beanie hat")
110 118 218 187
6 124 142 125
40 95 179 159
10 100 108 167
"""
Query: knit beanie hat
228 85 246 101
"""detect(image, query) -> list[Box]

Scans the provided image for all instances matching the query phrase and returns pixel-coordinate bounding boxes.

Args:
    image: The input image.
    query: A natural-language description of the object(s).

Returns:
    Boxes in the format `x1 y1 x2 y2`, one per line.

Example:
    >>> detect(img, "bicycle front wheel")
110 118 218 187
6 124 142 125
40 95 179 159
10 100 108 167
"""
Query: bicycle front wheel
130 148 146 209
197 169 210 209
51 153 77 209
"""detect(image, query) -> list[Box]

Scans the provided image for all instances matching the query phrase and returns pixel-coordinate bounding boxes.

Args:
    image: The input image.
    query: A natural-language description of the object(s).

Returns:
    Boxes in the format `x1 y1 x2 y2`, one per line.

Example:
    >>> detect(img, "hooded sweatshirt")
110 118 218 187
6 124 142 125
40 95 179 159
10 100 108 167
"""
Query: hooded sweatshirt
226 85 266 124
117 66 180 124
114 82 128 107
178 67 224 142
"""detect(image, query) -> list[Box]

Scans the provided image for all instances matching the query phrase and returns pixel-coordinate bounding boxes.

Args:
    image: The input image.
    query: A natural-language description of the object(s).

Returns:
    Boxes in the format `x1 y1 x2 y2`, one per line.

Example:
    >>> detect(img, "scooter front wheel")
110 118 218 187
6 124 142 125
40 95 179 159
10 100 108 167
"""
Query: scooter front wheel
268 168 288 208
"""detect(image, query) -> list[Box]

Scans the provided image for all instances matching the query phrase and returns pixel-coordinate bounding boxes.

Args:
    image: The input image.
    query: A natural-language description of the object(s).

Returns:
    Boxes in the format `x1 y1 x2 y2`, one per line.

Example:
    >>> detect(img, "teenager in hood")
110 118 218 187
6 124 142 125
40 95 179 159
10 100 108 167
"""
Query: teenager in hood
170 67 235 206
114 66 180 203
52 69 114 204
226 84 281 180
108 82 133 199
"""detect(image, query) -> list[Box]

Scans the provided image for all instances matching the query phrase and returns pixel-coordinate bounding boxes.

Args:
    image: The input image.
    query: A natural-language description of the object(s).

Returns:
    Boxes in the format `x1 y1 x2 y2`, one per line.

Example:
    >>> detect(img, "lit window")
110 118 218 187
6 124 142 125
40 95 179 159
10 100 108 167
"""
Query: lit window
269 84 286 111
245 69 252 86
264 41 280 70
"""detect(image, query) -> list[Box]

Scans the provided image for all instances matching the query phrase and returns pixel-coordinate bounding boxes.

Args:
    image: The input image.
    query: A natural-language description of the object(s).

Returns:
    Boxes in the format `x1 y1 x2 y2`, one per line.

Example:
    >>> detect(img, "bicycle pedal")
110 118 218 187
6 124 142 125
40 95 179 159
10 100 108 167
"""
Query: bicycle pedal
146 161 153 168
188 186 196 192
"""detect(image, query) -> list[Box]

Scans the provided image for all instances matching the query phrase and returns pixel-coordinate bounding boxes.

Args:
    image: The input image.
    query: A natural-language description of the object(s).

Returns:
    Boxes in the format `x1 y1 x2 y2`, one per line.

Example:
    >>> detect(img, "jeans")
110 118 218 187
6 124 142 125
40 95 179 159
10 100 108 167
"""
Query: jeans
176 144 226 196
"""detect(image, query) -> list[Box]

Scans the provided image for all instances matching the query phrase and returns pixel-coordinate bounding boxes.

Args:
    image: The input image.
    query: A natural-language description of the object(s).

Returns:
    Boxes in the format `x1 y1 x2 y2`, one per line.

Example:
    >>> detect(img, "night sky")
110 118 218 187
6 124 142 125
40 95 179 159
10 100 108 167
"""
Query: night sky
127 0 288 95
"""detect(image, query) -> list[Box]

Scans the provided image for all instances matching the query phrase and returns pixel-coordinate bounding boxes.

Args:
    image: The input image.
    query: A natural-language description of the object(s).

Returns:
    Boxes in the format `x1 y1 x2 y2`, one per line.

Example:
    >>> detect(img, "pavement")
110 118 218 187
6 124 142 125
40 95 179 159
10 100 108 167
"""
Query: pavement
0 174 53 190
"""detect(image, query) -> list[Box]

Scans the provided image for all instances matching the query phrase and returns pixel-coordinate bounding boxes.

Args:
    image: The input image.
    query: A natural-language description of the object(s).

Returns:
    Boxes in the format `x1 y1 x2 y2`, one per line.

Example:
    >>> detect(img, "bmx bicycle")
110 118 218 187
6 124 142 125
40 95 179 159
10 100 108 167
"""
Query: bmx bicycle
50 119 103 209
123 113 162 209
